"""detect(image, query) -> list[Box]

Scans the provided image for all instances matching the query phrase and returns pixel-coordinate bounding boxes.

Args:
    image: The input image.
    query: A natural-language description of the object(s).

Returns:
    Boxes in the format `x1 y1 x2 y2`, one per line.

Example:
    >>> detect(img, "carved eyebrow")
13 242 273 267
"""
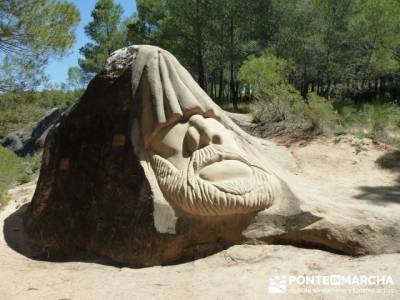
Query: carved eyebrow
183 109 216 120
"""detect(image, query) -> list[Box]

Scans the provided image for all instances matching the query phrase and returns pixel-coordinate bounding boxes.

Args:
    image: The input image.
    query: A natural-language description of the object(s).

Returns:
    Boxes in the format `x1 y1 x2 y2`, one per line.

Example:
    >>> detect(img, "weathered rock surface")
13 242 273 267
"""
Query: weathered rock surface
2 171 399 299
1 130 31 154
1 107 66 156
23 63 253 266
22 45 400 267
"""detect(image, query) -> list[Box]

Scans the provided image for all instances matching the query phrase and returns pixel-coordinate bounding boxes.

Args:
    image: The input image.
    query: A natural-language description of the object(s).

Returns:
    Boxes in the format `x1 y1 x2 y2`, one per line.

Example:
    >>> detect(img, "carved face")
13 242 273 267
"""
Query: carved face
147 113 278 216
128 45 280 217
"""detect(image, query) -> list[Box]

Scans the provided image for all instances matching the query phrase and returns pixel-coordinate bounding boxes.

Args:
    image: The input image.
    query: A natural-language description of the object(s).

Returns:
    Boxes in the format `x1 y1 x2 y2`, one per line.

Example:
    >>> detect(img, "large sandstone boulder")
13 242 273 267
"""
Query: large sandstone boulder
1 130 30 154
1 107 66 156
23 45 400 267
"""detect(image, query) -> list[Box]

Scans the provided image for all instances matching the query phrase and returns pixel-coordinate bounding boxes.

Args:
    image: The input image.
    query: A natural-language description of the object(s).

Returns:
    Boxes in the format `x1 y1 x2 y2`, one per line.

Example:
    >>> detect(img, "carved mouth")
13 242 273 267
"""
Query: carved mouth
187 145 259 194
151 146 279 216
197 160 253 182
190 145 251 173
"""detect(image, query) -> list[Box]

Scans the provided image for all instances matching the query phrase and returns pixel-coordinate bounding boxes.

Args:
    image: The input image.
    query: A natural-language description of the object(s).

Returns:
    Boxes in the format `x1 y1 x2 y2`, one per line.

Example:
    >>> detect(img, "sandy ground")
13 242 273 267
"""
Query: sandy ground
1 133 400 300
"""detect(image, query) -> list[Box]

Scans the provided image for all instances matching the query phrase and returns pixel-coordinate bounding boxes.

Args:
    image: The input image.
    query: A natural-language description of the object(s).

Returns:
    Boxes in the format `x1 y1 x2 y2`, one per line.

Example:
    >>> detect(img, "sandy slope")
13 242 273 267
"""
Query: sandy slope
1 134 399 300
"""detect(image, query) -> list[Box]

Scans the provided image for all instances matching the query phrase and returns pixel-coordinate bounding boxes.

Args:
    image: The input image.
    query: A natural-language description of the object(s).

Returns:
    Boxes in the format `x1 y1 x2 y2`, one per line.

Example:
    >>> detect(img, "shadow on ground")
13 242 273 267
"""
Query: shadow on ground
3 204 125 267
355 150 400 205
4 204 230 268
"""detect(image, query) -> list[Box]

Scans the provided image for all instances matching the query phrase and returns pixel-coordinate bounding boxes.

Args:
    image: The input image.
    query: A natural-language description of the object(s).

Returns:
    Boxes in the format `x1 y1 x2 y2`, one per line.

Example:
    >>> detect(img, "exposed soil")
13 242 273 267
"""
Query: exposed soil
1 126 399 299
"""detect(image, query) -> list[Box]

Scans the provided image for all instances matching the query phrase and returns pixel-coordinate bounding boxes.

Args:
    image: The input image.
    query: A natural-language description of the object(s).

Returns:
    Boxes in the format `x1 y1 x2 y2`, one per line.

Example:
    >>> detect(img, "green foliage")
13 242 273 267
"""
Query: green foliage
306 93 340 132
65 66 88 91
0 90 80 138
337 102 400 146
250 84 312 128
218 100 250 113
0 0 80 91
16 152 42 184
0 146 21 206
127 0 400 105
0 92 44 138
239 53 339 132
349 0 400 77
79 0 126 77
0 0 80 55
0 146 42 206
126 0 167 44
129 0 279 108
37 89 82 109
238 51 288 91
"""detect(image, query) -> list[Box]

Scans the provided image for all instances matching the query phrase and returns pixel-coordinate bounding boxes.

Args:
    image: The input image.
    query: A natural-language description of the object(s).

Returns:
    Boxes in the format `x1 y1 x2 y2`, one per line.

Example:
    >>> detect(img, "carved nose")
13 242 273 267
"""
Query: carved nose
198 125 224 147
186 115 225 153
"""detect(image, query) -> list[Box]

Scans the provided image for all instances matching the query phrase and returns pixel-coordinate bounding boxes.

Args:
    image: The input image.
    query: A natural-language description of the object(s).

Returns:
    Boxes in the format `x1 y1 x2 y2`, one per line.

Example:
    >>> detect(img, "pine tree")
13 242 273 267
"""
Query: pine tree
0 0 80 91
78 0 126 77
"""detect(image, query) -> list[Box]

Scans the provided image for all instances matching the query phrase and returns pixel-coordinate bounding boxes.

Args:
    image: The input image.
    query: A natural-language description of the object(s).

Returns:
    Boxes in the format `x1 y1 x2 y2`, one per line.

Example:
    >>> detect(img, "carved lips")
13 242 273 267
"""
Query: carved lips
152 144 279 216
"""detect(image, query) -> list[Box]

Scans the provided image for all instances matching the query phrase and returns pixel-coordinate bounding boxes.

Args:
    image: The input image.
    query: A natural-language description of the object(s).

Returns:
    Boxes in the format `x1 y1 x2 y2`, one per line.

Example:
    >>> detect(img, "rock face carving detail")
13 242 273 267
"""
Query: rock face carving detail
25 45 400 267
129 46 280 216
22 45 284 266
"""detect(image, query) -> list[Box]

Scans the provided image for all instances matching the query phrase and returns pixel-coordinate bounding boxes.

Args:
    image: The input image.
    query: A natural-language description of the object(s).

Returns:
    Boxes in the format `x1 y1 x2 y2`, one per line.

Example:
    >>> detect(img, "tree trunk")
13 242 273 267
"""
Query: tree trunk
209 73 214 99
229 18 238 112
195 0 205 90
326 79 331 99
235 81 240 102
196 45 205 89
317 80 321 95
214 78 217 100
218 68 224 101
300 62 308 99
230 73 238 111
301 82 308 99
379 76 386 101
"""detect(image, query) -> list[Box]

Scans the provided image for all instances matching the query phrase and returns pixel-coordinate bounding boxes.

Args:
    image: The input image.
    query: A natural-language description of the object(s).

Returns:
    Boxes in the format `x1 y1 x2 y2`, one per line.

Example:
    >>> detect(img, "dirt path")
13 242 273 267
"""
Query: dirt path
283 135 398 186
1 134 400 299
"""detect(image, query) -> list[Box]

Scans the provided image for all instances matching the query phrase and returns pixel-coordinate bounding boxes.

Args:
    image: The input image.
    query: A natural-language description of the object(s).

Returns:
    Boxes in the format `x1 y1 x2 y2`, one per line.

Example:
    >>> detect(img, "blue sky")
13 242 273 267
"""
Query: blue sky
46 0 137 85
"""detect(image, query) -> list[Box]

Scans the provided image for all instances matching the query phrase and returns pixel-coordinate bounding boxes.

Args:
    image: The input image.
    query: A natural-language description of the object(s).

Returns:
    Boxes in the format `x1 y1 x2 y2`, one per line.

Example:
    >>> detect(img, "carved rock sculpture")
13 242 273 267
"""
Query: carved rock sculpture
132 46 281 217
24 45 400 267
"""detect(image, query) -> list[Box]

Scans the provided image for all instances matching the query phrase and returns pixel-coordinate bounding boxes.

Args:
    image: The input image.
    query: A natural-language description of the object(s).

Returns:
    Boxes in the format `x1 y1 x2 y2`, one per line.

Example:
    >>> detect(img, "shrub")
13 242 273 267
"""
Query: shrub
239 51 339 133
0 89 80 205
251 84 311 127
336 102 400 146
306 93 340 132
0 148 42 206
0 146 21 206
219 99 250 113
0 92 44 138
238 50 289 90
17 152 43 184
38 89 82 109
0 89 81 138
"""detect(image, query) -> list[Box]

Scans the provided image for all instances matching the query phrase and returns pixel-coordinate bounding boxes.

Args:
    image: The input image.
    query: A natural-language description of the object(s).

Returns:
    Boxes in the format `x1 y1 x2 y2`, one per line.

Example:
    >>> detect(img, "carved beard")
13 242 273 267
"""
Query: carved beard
151 145 279 216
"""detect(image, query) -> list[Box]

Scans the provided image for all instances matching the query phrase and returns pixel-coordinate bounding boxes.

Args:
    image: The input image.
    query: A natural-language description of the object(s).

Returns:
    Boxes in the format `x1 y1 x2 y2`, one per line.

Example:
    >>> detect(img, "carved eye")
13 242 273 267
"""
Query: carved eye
212 135 222 144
